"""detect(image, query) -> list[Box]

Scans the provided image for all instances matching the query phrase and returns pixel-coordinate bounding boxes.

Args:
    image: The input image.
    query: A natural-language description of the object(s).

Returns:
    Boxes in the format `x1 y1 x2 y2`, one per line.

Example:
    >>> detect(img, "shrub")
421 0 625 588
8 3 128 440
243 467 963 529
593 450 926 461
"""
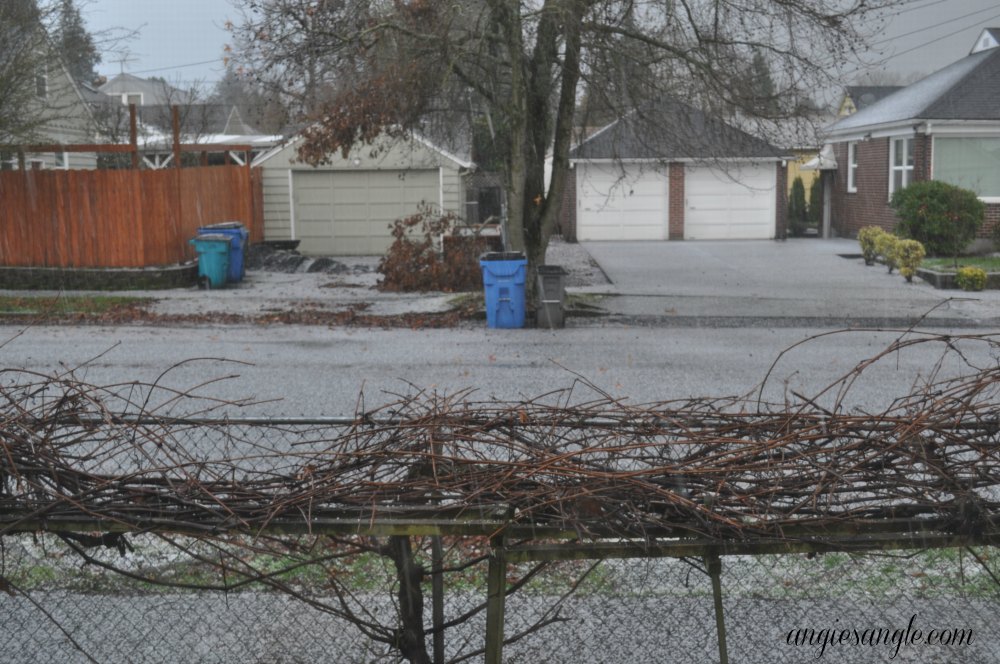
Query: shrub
807 177 822 225
890 180 985 260
895 239 925 283
787 177 807 237
858 226 885 265
377 207 482 292
875 233 900 273
955 266 987 291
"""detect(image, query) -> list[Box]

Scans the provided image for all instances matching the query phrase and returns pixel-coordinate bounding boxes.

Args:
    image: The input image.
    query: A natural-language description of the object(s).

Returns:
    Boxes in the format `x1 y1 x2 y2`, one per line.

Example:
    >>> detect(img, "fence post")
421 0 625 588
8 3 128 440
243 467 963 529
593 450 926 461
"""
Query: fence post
485 534 507 664
706 553 729 664
432 536 445 664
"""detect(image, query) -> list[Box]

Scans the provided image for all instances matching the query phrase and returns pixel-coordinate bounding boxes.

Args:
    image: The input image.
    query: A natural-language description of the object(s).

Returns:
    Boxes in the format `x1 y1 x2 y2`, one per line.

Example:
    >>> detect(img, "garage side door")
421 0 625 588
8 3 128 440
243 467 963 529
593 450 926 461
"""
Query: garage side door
576 164 668 241
685 164 776 240
293 169 440 255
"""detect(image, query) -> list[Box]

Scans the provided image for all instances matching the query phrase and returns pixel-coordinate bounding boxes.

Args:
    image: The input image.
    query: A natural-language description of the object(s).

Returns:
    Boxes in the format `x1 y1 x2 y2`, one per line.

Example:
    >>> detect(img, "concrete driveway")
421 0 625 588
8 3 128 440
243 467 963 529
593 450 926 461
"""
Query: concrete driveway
581 239 1000 326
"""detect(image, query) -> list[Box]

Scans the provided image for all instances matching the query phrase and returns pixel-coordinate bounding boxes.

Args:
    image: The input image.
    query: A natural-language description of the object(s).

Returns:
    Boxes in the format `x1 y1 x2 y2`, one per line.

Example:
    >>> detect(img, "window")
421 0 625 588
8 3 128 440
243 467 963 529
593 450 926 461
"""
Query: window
889 137 914 196
34 64 47 99
847 142 858 192
932 137 1000 200
123 93 142 107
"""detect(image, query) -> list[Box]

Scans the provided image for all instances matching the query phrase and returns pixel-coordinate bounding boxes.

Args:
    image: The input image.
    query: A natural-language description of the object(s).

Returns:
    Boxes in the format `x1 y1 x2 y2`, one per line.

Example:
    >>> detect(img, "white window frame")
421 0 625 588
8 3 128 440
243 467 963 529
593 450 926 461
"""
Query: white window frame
122 92 143 106
847 142 858 193
889 137 914 198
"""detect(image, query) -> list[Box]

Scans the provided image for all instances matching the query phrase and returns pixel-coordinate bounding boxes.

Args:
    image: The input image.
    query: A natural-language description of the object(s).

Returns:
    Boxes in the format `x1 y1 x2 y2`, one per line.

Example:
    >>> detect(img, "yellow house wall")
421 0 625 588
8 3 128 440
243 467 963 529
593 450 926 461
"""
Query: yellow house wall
786 150 819 204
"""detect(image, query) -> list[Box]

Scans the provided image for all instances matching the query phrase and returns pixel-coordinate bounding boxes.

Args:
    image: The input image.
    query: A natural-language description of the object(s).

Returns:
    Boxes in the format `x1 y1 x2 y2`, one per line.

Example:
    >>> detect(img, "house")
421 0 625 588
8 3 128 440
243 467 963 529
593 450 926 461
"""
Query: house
823 28 1000 246
562 101 789 241
254 132 473 255
98 72 195 107
836 86 904 118
0 49 97 169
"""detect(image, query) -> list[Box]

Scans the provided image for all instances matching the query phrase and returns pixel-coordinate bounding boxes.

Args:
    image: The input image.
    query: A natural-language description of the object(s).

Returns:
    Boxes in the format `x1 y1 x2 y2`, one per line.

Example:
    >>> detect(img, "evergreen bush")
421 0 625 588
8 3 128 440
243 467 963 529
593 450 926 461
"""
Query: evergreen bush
890 181 984 261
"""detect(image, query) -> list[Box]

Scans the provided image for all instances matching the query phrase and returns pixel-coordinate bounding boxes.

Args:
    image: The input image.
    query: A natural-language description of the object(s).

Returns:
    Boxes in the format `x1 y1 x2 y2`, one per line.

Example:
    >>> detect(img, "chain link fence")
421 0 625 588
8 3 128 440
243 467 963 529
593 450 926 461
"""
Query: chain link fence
3 533 999 663
5 358 1000 664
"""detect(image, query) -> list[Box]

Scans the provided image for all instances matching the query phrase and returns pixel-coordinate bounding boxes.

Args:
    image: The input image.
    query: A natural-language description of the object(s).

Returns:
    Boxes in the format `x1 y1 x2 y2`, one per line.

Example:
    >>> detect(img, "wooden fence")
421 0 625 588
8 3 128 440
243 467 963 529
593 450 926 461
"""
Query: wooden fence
0 164 263 269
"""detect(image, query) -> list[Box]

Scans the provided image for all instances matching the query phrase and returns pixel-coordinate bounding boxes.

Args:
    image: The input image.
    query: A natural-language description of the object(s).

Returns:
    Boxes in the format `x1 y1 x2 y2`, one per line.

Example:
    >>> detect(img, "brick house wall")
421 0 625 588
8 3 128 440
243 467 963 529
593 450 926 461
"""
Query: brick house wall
774 162 788 240
557 164 578 241
668 162 684 240
831 136 998 241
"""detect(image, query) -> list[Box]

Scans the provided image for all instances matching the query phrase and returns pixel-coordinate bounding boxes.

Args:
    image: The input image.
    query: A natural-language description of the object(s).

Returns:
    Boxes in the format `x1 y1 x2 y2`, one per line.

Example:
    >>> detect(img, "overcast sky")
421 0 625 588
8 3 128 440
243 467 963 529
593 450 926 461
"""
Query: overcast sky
81 0 1000 92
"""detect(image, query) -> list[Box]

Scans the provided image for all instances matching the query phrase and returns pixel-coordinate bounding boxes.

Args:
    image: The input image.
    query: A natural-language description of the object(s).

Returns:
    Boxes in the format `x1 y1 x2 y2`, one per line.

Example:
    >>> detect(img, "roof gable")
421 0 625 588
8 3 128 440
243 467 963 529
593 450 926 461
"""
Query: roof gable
570 100 784 161
972 28 1000 54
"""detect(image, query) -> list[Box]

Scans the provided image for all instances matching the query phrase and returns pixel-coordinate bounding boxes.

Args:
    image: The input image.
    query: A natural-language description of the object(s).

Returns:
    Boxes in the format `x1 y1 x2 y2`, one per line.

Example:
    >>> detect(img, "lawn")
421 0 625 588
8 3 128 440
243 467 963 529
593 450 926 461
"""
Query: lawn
0 295 152 316
922 256 1000 272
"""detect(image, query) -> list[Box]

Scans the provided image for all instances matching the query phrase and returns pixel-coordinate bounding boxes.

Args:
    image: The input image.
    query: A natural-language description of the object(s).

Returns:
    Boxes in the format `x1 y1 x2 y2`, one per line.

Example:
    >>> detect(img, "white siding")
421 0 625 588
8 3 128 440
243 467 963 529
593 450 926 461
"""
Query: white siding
258 133 469 253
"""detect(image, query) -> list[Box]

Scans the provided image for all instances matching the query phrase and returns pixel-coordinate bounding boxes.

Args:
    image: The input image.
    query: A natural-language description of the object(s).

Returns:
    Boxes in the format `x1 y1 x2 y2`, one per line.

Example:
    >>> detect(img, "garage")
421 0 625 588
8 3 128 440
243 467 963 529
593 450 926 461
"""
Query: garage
292 169 440 255
565 101 784 242
684 163 777 240
575 163 668 241
257 131 471 256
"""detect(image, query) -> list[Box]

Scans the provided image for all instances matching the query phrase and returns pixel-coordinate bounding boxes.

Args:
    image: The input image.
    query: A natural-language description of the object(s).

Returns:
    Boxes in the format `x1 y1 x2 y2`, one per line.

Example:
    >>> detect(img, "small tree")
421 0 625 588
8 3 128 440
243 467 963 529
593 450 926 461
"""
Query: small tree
895 239 926 283
875 232 900 274
787 177 807 237
858 226 886 266
808 177 823 225
890 180 984 265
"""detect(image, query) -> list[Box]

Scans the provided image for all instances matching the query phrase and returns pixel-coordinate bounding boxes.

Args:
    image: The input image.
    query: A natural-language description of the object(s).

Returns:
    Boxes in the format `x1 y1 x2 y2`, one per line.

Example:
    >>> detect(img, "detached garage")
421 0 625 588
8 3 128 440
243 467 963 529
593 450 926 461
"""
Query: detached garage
256 133 472 255
566 101 787 242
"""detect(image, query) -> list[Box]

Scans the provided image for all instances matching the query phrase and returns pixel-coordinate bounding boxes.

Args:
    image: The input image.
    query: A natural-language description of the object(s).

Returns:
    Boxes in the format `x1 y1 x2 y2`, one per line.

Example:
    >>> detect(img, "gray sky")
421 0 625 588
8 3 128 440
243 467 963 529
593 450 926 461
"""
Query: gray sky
81 0 1000 92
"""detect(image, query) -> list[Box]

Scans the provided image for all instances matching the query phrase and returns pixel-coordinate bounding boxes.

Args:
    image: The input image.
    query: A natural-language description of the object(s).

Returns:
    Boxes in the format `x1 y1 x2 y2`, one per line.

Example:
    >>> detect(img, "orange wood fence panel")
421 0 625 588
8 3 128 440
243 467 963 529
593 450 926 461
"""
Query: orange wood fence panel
0 165 261 269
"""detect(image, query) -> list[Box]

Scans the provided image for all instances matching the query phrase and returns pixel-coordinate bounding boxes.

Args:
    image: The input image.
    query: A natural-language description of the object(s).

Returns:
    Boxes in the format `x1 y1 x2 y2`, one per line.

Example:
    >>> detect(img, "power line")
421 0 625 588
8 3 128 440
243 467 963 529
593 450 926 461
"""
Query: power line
126 58 226 75
878 10 1000 61
871 2 1000 46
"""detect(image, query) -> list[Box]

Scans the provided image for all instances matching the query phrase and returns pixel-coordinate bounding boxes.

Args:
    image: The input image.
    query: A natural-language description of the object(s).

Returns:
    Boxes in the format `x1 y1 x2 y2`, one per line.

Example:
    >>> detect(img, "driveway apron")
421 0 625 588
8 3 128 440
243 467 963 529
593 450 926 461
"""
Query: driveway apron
580 239 1000 326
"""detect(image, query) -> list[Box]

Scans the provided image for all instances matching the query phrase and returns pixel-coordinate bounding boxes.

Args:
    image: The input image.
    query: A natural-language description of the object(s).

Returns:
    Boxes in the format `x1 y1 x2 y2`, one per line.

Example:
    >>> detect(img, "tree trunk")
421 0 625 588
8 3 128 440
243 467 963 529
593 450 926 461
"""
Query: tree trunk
388 536 431 664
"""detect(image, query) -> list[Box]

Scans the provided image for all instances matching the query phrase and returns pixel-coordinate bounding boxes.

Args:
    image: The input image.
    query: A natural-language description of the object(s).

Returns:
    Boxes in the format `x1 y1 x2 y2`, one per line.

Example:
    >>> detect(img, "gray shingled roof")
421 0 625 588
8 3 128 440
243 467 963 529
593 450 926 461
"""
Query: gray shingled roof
570 100 784 161
829 46 1000 134
845 86 904 111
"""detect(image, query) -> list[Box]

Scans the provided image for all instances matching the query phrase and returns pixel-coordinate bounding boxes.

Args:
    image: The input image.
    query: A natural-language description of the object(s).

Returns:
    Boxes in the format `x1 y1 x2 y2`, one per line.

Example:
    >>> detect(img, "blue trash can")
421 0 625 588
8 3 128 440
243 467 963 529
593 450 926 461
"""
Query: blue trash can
189 234 231 289
480 252 527 329
198 221 248 283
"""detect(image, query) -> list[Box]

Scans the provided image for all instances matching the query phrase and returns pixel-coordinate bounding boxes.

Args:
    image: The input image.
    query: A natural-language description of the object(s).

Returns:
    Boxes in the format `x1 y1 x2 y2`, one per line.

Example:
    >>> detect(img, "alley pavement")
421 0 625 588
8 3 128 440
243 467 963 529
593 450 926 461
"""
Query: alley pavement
3 238 998 328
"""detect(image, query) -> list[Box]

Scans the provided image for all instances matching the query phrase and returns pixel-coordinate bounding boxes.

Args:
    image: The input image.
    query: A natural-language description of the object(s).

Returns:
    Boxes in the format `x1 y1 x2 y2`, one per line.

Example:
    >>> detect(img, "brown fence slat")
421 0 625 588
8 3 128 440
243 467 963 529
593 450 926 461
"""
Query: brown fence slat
0 165 260 269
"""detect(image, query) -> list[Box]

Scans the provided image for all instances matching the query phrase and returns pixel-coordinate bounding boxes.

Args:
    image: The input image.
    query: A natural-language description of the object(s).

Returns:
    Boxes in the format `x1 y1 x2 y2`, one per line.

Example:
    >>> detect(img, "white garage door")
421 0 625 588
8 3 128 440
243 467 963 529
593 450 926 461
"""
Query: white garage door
293 169 440 255
685 164 776 240
576 164 668 241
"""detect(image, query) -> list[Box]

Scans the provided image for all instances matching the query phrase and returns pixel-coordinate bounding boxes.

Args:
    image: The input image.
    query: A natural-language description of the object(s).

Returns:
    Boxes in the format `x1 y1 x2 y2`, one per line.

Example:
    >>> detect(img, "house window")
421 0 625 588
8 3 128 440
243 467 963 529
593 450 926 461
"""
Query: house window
35 64 47 99
889 137 914 196
123 93 142 106
933 137 1000 199
847 142 858 192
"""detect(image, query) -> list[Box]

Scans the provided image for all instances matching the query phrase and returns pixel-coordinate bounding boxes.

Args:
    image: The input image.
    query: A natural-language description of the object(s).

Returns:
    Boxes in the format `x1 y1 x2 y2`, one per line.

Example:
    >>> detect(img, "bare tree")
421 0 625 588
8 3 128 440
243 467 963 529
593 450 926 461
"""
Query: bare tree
230 0 899 276
0 0 61 143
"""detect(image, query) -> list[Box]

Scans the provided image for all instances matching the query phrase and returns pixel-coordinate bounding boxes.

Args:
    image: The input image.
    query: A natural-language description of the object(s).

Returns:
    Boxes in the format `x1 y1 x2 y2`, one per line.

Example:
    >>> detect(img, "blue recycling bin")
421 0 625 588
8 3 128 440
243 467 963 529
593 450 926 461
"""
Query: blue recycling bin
189 235 231 289
480 252 527 329
197 221 248 283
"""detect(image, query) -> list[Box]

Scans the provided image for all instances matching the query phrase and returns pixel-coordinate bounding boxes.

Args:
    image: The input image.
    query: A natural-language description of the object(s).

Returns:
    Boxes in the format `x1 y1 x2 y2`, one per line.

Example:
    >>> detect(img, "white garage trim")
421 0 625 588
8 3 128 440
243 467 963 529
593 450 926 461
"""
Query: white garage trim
684 163 776 240
576 163 668 241
288 170 296 240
